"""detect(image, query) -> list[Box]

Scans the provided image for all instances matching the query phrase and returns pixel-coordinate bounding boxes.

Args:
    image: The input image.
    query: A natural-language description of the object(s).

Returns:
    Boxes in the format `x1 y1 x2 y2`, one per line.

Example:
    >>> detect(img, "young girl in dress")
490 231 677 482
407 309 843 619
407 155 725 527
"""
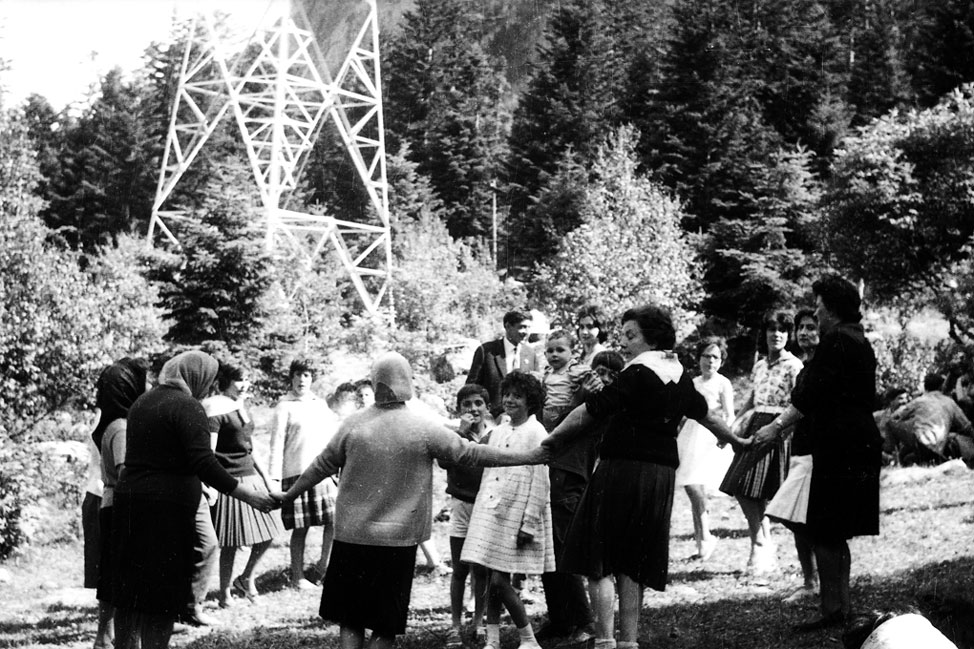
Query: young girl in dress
675 337 735 561
461 371 555 649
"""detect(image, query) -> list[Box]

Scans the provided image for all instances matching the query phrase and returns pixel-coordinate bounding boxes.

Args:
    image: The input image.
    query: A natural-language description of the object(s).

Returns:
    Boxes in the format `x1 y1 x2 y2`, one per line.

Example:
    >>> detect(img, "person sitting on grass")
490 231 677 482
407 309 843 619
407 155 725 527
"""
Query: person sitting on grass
274 352 546 649
887 373 973 466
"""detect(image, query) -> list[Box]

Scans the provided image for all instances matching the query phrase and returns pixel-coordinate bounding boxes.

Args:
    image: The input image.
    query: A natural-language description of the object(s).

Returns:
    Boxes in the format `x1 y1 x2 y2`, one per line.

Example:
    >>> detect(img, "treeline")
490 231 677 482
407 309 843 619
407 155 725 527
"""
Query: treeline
2 1 974 435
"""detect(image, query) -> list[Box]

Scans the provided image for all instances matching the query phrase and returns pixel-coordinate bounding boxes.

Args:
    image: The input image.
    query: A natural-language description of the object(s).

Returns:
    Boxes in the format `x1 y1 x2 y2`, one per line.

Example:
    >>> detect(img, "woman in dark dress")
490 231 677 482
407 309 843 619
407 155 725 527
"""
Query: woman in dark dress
111 351 277 649
541 305 748 649
754 275 883 630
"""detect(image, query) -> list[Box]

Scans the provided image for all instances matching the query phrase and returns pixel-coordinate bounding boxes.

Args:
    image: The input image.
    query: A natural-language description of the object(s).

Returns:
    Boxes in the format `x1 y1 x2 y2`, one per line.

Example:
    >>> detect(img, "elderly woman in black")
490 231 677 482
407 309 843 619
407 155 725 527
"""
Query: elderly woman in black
111 351 277 649
542 305 748 649
753 275 883 630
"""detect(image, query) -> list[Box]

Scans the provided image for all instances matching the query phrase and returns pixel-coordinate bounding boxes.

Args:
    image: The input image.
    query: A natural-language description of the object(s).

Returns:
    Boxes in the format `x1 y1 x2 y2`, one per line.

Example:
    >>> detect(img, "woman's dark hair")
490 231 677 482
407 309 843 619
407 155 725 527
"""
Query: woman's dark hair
576 304 608 343
757 310 794 356
288 357 315 379
500 370 545 416
813 274 862 323
881 386 907 407
354 377 373 393
924 373 945 392
457 383 490 408
795 307 817 328
546 328 576 348
621 304 676 350
591 350 625 372
696 335 728 361
216 361 244 392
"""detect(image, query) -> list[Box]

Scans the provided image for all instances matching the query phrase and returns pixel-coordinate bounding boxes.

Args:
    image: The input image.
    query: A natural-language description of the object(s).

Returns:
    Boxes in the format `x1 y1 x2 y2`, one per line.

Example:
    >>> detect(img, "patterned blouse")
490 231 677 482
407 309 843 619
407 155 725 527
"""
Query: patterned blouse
751 350 803 412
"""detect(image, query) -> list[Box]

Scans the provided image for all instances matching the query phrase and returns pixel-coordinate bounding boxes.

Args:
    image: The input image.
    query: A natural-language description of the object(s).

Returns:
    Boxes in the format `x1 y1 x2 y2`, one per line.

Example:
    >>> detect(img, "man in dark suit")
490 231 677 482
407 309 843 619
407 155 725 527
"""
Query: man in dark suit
466 310 535 418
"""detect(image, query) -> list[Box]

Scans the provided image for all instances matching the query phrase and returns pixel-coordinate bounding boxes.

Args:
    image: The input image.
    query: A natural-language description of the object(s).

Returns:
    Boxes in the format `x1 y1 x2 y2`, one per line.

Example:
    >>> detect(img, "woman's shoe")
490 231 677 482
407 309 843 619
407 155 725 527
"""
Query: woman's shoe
699 537 718 561
232 575 259 601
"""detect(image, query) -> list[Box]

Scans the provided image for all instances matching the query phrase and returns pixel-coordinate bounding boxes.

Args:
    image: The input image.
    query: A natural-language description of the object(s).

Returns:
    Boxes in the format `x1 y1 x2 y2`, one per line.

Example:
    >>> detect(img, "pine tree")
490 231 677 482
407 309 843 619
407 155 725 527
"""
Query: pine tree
148 160 273 346
910 0 974 107
504 0 625 267
382 0 510 239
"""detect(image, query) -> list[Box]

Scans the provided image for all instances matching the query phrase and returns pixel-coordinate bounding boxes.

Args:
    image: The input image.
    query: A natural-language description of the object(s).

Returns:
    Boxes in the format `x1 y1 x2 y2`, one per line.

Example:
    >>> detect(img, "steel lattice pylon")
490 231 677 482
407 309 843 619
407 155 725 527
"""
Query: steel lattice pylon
148 0 392 316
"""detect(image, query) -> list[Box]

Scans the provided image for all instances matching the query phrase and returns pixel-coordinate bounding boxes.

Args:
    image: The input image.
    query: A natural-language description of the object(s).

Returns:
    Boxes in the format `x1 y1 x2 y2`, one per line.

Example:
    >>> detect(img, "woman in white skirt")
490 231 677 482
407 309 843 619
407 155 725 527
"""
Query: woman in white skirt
766 308 819 602
675 337 735 561
204 362 281 608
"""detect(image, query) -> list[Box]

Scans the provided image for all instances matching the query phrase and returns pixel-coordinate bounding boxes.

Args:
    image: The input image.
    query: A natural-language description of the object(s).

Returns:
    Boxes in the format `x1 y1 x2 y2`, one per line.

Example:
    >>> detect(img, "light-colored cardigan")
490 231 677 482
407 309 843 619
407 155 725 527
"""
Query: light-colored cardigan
299 404 518 547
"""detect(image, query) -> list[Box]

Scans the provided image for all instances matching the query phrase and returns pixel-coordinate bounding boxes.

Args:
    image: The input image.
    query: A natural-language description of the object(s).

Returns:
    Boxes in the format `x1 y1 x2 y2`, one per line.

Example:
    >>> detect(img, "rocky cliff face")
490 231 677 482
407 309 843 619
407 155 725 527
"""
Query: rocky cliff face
296 0 554 86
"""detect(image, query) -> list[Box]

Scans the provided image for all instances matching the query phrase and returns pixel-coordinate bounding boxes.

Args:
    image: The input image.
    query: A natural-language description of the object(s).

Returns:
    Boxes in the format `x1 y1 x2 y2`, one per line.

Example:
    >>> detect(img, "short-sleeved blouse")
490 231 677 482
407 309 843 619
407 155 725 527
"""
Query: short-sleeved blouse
751 351 803 411
585 362 708 468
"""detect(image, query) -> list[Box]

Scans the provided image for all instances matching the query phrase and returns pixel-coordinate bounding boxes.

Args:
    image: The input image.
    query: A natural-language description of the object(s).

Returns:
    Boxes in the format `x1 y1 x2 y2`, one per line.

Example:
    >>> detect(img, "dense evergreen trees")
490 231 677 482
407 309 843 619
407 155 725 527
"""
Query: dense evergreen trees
7 0 974 346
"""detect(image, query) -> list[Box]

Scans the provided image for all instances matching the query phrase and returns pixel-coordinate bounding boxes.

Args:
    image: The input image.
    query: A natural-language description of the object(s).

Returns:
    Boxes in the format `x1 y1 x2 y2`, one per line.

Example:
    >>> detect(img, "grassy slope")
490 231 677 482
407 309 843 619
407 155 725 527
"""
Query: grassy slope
2 463 972 649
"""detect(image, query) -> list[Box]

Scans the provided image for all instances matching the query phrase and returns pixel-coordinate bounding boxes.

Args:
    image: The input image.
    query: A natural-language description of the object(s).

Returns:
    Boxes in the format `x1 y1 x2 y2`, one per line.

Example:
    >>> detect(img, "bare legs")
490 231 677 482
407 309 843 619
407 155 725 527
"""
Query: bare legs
486 571 531 629
218 540 272 605
290 525 333 587
736 496 775 571
794 531 818 590
93 600 114 649
449 537 485 632
685 485 716 558
589 574 644 646
589 576 615 642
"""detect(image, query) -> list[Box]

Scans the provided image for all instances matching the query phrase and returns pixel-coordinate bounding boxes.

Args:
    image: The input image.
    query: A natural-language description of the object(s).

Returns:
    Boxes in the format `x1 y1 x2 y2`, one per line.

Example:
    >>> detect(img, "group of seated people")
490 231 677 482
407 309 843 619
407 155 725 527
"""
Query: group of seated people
874 373 974 467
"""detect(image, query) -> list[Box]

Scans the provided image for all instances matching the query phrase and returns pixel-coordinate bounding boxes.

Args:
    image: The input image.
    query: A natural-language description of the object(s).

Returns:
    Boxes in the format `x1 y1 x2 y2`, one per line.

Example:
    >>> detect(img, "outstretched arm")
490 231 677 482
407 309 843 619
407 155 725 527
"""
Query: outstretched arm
541 404 596 456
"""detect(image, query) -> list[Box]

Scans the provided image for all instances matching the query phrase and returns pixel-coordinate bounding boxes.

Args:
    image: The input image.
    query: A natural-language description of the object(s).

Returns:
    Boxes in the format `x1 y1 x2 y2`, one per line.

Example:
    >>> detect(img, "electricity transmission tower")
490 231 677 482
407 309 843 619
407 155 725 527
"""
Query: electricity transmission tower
148 0 392 315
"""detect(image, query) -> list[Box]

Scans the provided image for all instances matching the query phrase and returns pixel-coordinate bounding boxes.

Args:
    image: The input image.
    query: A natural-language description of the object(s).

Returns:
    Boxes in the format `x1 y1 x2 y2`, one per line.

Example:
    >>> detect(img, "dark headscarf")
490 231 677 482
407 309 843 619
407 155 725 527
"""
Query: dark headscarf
91 358 148 449
371 352 414 405
157 350 219 400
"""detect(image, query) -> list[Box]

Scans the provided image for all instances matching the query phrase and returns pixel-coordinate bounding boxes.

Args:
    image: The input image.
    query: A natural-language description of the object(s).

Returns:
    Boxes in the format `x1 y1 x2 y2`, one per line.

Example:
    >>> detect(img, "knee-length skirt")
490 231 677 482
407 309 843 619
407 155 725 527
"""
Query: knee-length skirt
719 412 791 501
319 540 417 636
281 475 336 530
211 474 282 547
560 458 675 591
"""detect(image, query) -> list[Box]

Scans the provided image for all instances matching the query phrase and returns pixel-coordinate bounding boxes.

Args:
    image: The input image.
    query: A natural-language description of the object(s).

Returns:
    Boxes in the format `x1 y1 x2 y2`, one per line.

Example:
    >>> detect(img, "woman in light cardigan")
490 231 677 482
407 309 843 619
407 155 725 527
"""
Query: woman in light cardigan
276 352 546 649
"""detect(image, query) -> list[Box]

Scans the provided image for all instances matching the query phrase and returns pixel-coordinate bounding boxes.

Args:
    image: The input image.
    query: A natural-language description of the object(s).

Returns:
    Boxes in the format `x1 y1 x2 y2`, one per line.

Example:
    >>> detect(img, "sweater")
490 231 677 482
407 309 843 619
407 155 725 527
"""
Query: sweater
299 403 531 546
268 392 338 481
116 385 238 506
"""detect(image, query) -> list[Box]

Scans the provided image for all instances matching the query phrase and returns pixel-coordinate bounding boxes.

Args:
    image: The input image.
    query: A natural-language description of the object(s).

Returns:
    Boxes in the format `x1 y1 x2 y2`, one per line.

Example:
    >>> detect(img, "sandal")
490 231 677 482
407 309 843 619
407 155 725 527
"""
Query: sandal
232 575 259 601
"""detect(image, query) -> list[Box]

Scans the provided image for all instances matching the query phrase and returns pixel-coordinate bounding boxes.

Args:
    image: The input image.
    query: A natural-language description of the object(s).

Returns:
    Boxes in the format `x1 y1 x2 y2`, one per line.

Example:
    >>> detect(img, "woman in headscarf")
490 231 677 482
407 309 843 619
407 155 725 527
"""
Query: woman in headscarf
276 351 547 649
111 351 276 649
91 358 148 649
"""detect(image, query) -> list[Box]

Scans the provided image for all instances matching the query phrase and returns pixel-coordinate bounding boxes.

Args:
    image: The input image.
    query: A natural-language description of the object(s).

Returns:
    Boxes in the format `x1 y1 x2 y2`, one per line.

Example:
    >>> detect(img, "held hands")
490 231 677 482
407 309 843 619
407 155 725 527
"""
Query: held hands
246 488 279 513
516 530 534 548
268 490 288 506
751 422 778 447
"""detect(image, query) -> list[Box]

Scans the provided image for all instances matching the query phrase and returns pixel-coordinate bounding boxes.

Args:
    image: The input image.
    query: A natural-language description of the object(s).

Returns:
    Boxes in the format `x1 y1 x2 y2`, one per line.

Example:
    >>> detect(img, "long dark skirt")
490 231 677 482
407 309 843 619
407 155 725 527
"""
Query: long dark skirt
96 506 114 603
719 411 791 500
111 492 197 615
560 458 675 591
319 540 418 636
82 492 102 590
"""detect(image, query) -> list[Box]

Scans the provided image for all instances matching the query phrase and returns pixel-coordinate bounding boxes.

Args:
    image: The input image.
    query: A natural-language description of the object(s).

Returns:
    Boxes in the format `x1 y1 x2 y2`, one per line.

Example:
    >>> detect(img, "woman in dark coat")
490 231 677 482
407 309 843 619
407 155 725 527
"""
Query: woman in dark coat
754 275 882 630
112 351 278 649
541 305 748 649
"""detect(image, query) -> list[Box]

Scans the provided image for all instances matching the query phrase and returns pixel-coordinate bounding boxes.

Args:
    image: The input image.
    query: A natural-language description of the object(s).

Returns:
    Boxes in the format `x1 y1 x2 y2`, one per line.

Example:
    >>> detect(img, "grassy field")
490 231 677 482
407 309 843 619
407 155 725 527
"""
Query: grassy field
2 461 973 649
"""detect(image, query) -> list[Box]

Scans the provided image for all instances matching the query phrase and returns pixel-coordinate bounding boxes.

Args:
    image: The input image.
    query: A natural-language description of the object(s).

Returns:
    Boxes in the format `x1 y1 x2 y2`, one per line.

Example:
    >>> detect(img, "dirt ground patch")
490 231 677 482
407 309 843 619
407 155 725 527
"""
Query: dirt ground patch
2 462 973 649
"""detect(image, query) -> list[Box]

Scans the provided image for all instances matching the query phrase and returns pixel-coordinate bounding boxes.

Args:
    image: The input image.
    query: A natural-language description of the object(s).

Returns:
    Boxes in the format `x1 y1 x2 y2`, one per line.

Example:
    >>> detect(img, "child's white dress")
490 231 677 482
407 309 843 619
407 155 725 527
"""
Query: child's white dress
675 373 734 489
460 415 556 574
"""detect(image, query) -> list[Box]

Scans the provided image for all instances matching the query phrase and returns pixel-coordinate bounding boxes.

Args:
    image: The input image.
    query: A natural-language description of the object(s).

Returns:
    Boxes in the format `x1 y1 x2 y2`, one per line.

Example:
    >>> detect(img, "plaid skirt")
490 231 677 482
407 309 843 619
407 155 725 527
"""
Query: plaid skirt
281 475 337 530
211 474 282 547
719 411 791 501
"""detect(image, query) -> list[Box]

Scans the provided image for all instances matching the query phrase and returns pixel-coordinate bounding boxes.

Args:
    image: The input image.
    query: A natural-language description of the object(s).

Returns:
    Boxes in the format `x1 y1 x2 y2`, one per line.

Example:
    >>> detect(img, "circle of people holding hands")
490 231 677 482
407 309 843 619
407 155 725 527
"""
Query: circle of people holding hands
82 273 961 649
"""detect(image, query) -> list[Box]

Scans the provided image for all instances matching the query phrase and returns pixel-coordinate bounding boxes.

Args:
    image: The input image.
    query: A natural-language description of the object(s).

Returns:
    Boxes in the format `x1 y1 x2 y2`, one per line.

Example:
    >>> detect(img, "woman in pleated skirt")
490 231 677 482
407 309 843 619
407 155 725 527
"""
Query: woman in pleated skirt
203 361 282 608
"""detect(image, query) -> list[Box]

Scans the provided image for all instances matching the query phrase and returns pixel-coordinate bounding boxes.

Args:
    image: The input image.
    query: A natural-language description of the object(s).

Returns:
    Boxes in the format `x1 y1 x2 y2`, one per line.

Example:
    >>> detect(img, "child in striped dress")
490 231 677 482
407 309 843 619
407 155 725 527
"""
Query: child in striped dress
461 371 555 649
